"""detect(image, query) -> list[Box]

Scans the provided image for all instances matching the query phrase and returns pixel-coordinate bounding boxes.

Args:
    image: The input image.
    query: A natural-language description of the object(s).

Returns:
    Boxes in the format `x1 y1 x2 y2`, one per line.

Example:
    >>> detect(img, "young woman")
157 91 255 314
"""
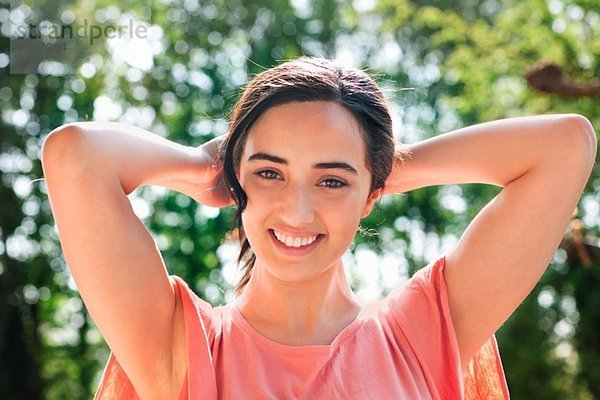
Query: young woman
41 57 596 399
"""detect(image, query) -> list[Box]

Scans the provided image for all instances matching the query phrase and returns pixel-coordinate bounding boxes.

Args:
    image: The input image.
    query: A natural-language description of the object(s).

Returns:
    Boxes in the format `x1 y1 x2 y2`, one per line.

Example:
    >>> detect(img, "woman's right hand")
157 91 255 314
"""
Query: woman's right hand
186 135 236 208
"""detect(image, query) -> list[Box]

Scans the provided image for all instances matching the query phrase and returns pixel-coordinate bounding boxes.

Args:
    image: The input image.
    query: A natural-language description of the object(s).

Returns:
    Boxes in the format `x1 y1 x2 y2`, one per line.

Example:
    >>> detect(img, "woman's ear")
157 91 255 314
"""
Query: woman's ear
361 188 382 218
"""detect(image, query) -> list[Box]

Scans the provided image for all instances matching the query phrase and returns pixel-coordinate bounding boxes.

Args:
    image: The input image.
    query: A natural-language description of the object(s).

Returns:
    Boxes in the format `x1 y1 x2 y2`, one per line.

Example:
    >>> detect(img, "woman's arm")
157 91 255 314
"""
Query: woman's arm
383 114 597 369
385 114 596 193
48 121 231 206
41 122 228 399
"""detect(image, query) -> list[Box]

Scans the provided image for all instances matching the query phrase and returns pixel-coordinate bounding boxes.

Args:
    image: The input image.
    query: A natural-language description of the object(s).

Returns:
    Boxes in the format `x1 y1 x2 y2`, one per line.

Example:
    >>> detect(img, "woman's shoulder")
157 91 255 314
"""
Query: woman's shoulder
168 275 226 328
370 255 446 308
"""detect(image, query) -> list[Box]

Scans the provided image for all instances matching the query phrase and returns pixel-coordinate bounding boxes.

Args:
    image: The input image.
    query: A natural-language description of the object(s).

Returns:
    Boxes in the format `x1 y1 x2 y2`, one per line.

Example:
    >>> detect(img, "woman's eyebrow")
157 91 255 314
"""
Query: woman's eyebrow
247 152 358 174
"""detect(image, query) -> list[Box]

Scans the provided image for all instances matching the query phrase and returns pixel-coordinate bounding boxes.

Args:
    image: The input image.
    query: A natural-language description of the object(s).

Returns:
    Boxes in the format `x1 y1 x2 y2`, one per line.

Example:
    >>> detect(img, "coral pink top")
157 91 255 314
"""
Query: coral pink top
94 255 510 399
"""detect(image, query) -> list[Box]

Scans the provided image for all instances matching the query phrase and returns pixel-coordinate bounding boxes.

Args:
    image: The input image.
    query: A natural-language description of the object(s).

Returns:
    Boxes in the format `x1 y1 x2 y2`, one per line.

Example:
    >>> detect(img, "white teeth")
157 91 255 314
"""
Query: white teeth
285 236 294 247
273 230 318 248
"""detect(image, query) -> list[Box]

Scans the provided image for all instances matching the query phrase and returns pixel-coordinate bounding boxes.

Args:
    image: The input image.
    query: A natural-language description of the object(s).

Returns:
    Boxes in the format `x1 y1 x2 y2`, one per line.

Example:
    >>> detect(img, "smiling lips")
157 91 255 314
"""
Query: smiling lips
271 229 319 248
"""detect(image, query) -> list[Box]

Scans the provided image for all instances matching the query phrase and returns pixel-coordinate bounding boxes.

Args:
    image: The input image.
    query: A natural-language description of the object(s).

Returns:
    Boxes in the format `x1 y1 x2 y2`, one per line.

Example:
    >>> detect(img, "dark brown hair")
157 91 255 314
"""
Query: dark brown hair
218 57 407 296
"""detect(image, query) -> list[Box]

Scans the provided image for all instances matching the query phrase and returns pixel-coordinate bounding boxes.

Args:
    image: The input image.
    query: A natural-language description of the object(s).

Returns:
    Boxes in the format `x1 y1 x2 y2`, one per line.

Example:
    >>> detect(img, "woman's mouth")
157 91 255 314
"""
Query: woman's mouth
269 229 324 255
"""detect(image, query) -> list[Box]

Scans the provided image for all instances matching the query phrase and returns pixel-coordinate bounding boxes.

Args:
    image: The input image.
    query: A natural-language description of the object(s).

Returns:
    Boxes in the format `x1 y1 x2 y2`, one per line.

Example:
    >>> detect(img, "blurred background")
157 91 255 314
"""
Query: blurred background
0 0 599 398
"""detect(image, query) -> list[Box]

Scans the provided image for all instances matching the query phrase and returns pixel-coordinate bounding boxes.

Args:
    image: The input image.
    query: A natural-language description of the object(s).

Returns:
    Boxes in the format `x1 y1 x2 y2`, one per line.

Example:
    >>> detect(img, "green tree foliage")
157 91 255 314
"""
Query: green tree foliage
0 0 597 398
371 1 599 398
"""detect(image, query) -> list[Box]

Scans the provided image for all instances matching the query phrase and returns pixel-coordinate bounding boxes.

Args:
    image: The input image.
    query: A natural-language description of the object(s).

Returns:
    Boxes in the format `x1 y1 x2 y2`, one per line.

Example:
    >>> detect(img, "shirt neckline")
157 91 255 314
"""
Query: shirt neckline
226 303 366 355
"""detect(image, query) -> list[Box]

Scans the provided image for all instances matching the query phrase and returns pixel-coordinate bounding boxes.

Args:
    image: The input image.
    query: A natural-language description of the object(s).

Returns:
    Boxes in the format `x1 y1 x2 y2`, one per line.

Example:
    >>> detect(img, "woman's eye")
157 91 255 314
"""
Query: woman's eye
321 178 348 189
256 169 280 180
255 170 347 189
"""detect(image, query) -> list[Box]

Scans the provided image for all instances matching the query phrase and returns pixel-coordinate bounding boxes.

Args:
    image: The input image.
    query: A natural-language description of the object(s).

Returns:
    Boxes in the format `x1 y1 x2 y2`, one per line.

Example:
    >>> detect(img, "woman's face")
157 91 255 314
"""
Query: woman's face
238 101 381 283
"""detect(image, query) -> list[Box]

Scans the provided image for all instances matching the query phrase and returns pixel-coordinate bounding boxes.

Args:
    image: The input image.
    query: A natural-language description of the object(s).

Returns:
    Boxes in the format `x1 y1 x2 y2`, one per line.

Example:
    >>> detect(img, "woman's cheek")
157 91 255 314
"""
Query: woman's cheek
250 188 281 212
327 191 365 213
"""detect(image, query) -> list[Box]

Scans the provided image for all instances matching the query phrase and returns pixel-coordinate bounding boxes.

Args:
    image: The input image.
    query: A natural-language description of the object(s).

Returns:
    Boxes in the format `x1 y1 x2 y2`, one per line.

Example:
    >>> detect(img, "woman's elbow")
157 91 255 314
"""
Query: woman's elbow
557 114 597 166
41 123 86 172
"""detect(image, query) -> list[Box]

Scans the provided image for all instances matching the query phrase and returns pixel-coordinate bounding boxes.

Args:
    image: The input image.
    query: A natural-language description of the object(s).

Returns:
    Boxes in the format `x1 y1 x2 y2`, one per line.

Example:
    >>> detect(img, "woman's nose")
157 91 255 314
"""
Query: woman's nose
278 184 316 225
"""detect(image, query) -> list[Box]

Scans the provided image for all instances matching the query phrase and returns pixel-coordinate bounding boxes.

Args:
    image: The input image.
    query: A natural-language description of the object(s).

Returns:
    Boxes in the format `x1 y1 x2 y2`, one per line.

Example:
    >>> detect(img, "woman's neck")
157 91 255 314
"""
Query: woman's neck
232 258 361 346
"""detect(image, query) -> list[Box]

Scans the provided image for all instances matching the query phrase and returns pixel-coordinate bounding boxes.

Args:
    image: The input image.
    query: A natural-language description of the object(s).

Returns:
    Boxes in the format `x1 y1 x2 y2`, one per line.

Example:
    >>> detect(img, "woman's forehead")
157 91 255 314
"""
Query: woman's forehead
242 101 367 167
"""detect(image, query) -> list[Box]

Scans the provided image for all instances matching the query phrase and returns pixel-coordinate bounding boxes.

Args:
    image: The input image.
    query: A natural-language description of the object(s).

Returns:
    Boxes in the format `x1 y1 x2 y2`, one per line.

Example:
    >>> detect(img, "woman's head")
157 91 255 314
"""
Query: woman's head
218 57 405 296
